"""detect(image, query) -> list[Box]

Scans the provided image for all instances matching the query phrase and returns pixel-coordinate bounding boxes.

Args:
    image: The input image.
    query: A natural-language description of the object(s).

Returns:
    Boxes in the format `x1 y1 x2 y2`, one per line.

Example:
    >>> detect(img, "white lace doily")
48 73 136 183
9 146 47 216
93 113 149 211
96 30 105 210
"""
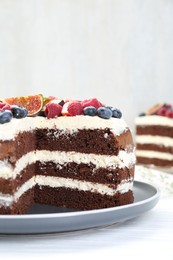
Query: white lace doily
135 165 173 196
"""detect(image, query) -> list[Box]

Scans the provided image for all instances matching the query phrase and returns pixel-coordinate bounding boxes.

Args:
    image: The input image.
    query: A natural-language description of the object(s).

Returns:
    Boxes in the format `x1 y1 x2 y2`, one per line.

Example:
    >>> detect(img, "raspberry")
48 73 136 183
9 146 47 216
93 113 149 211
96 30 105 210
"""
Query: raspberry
165 110 173 118
45 101 62 118
82 98 104 109
61 101 83 116
0 102 11 111
164 104 172 110
157 107 167 116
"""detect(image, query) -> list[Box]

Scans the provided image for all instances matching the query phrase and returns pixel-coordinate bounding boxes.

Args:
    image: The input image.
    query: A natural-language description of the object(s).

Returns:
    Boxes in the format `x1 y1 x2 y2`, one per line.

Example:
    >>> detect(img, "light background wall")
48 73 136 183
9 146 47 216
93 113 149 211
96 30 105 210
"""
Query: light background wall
0 0 173 130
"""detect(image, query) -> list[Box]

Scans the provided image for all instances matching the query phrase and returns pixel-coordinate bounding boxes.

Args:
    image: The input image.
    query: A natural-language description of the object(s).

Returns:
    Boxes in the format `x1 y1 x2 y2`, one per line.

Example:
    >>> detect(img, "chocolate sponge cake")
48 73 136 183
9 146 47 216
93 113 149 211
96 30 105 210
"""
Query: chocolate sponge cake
0 96 135 214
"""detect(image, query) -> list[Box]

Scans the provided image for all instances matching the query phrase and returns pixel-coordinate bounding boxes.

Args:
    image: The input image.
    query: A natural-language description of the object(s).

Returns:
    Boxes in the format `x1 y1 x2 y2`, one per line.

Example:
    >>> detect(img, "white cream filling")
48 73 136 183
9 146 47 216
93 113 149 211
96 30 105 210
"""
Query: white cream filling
0 115 128 141
0 176 133 207
136 150 173 161
135 115 173 127
136 135 173 147
0 150 136 179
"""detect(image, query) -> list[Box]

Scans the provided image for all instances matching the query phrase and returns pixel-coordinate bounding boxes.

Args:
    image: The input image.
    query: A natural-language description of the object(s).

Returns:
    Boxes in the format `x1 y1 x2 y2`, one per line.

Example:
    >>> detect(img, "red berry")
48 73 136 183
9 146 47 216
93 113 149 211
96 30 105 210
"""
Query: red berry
82 98 104 109
165 110 173 118
164 104 172 110
45 101 62 118
0 102 11 111
62 101 83 116
157 107 167 116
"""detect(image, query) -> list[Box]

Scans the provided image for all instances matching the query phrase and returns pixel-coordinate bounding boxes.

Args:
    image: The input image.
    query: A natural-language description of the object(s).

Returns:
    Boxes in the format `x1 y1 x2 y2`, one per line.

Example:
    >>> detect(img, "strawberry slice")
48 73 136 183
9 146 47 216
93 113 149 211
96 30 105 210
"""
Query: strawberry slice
62 101 83 116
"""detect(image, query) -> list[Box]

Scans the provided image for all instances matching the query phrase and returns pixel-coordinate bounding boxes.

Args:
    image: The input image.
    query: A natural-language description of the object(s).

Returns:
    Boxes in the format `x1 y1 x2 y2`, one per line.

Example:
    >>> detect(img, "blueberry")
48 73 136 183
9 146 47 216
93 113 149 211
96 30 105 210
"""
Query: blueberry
11 105 28 119
97 107 112 119
139 112 146 117
83 106 97 116
0 110 13 124
111 108 122 118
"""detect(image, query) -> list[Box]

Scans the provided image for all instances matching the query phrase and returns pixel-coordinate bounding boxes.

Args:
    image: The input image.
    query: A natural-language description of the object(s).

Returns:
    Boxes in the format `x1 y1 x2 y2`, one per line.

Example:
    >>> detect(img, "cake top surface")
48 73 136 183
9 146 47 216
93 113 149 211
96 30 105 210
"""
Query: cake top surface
0 115 128 140
136 103 173 126
0 94 129 140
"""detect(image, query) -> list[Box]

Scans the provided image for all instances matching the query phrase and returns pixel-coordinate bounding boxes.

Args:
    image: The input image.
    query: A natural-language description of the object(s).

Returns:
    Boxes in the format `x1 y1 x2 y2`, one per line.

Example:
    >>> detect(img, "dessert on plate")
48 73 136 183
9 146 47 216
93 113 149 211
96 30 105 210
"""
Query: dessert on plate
0 94 135 214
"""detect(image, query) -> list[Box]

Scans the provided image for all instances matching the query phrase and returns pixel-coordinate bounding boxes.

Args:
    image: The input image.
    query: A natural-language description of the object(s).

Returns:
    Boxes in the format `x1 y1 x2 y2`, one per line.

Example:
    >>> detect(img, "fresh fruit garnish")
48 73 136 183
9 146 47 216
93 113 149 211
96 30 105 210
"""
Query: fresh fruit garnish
165 110 173 118
146 103 164 115
156 103 173 117
11 105 28 119
43 96 59 106
164 104 172 110
45 100 62 118
82 98 103 109
0 102 11 111
4 94 43 116
0 110 13 124
110 107 122 118
156 107 167 116
97 107 112 119
83 106 97 116
139 112 146 117
62 101 83 116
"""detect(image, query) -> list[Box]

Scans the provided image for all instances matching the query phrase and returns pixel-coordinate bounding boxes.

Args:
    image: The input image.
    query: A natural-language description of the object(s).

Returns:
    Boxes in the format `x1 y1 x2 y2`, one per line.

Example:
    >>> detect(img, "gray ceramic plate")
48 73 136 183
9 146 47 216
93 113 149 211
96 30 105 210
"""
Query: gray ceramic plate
0 181 160 234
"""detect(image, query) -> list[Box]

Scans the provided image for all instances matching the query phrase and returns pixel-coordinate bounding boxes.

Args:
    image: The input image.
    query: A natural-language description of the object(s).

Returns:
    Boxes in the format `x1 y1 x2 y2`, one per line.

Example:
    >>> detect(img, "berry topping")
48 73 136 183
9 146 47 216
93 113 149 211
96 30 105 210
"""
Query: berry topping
156 107 167 116
45 100 62 119
111 108 122 118
97 107 112 119
140 103 173 119
61 101 83 116
83 106 97 116
0 102 11 111
82 98 103 109
0 110 13 124
0 95 123 121
139 112 146 117
165 110 173 118
146 103 165 115
11 105 28 119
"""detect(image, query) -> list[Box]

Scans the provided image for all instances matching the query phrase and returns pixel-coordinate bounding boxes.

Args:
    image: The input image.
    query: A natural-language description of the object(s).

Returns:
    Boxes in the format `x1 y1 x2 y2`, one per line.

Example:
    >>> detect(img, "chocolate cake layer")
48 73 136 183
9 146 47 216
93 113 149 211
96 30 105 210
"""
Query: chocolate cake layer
0 162 134 195
137 157 173 167
36 128 133 155
136 126 173 137
35 162 134 185
0 131 35 162
0 164 35 194
0 188 34 214
136 144 173 154
34 185 134 210
0 128 133 163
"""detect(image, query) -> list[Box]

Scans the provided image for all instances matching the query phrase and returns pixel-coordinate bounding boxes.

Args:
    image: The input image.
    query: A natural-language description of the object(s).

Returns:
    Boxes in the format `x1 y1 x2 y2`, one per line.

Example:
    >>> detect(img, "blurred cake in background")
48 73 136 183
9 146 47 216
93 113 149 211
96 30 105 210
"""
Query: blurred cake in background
135 103 173 168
